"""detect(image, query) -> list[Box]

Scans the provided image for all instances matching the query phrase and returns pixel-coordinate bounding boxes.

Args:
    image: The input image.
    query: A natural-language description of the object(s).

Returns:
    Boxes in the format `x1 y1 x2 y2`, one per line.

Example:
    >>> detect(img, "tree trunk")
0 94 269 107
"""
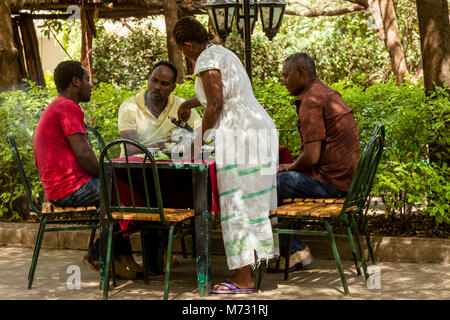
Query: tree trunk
416 0 450 170
0 0 21 91
81 8 94 85
19 15 45 87
163 0 186 83
416 0 450 93
377 0 408 83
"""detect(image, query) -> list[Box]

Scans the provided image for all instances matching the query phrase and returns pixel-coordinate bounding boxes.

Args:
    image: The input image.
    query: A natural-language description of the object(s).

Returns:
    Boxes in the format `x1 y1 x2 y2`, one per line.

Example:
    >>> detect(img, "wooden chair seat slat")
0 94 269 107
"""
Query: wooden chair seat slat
270 201 356 218
41 202 98 215
111 208 195 222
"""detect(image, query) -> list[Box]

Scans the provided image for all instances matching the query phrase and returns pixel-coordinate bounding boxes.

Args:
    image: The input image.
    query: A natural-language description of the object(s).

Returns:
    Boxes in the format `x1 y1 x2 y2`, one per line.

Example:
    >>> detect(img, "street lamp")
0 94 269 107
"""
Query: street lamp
204 0 286 81
258 0 286 40
203 0 236 42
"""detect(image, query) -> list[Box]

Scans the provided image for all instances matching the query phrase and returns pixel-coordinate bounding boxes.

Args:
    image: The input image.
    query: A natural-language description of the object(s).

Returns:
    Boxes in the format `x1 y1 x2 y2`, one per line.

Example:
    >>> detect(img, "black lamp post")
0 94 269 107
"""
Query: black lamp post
204 0 286 81
235 0 258 38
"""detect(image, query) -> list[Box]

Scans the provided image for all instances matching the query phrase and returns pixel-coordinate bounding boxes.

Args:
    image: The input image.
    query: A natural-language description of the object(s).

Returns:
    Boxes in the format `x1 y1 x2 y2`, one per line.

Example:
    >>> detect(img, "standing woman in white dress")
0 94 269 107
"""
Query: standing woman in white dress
173 16 279 293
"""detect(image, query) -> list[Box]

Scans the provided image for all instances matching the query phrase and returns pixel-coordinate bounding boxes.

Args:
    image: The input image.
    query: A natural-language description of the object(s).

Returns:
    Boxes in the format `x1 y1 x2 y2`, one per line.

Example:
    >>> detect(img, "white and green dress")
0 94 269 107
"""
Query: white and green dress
194 44 279 270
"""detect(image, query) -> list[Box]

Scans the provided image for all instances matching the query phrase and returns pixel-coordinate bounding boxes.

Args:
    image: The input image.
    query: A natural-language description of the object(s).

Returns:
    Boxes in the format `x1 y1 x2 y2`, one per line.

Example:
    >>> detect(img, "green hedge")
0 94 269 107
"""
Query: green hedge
1 79 449 226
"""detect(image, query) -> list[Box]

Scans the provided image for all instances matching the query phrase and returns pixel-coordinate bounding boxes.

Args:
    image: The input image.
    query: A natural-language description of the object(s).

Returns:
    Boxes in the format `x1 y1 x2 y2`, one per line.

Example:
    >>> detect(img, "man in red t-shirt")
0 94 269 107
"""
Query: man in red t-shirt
34 61 141 279
271 52 360 272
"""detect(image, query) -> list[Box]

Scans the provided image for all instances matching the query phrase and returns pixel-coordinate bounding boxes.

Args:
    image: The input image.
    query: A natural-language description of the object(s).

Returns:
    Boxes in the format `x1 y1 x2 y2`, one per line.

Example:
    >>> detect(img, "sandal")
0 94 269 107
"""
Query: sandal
210 281 255 294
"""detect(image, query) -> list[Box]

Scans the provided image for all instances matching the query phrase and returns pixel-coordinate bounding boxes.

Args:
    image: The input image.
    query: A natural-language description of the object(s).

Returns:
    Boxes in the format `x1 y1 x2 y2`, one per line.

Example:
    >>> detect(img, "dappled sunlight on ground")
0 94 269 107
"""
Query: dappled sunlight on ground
0 245 448 300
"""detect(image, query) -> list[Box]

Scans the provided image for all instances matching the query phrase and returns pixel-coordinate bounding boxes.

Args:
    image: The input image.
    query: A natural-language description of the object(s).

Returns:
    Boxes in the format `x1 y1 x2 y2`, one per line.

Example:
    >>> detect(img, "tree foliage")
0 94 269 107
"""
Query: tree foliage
92 21 168 88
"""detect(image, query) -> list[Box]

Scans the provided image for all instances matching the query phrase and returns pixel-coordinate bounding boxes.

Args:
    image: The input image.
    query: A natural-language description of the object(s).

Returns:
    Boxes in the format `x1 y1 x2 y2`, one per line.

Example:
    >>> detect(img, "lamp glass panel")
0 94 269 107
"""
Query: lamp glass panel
237 5 255 32
227 7 235 30
249 7 256 28
207 8 215 26
272 7 283 27
215 8 226 30
261 7 271 28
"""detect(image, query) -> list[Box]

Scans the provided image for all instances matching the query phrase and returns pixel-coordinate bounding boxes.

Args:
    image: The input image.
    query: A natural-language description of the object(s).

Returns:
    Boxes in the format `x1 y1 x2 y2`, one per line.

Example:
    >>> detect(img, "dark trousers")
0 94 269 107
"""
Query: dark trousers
51 177 132 258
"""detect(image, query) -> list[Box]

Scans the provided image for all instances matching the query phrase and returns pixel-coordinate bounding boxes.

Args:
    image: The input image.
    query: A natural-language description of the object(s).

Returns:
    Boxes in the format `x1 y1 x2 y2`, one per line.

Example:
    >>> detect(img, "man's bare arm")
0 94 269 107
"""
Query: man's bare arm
280 140 322 172
66 133 99 177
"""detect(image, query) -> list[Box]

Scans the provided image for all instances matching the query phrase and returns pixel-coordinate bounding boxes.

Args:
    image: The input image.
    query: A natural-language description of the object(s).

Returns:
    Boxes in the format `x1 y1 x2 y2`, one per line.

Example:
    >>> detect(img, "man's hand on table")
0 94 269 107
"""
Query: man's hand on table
278 163 291 173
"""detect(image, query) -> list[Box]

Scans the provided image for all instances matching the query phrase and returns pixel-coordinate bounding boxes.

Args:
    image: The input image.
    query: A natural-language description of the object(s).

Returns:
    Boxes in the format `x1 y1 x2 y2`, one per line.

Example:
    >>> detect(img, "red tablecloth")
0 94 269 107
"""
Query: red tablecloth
110 157 219 235
279 146 294 164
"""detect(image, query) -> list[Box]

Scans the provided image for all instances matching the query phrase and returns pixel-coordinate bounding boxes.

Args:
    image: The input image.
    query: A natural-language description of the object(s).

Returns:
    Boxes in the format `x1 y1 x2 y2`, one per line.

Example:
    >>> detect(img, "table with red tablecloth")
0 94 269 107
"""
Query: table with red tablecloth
98 156 216 295
98 147 294 295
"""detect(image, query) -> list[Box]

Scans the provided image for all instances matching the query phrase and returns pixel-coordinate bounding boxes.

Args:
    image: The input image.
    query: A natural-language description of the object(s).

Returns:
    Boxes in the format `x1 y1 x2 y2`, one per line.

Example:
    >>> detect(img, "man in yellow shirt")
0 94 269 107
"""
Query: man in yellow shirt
118 61 201 155
118 61 201 274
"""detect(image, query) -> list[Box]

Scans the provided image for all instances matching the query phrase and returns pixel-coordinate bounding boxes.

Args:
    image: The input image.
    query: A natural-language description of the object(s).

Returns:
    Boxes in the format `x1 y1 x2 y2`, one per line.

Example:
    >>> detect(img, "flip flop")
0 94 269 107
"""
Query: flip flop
210 282 255 294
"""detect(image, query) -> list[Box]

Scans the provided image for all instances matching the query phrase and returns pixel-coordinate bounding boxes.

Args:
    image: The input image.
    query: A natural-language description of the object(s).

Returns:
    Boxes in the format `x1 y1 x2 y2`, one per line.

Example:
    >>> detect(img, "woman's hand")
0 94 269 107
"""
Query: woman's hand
178 101 192 122
178 97 201 122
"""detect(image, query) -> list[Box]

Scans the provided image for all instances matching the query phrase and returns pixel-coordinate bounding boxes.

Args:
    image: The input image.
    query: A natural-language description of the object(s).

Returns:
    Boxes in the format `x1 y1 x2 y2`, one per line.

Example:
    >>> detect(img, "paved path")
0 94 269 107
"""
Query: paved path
1 245 449 300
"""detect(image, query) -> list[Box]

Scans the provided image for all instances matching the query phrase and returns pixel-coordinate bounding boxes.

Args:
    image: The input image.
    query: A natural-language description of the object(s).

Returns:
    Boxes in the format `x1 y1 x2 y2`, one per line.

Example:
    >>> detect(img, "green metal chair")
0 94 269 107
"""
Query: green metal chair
271 124 385 295
8 130 102 289
99 138 196 300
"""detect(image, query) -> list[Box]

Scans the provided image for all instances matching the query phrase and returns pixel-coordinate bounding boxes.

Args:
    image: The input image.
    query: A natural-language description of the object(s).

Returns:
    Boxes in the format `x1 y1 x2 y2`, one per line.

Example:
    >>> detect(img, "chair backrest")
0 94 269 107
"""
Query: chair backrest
8 132 41 214
8 127 105 215
86 125 106 155
99 139 167 224
342 124 385 214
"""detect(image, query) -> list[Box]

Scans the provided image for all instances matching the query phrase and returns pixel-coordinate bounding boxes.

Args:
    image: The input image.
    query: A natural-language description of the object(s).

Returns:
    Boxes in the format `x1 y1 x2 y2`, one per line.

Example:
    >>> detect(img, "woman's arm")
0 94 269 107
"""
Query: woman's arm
178 97 201 122
198 69 223 139
189 69 223 160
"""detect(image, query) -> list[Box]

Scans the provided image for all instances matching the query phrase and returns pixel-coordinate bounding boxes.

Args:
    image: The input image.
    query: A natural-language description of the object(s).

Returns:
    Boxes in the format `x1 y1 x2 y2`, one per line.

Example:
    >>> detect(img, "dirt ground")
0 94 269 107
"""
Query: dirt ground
1 245 449 301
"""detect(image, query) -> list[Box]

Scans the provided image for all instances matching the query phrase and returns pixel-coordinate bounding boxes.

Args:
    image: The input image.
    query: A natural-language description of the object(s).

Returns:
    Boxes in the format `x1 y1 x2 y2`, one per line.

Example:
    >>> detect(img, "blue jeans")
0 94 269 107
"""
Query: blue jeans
52 177 100 207
51 177 131 258
277 171 347 255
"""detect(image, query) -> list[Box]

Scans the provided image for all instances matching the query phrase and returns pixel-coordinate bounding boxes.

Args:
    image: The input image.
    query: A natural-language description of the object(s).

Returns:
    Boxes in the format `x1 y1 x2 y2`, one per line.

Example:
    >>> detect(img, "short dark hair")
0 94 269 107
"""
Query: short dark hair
285 52 317 78
53 60 86 93
151 61 178 83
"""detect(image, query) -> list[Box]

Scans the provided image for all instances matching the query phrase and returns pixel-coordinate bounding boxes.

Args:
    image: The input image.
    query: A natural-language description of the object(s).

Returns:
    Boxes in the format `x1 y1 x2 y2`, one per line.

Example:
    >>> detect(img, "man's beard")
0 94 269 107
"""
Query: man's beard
79 93 91 103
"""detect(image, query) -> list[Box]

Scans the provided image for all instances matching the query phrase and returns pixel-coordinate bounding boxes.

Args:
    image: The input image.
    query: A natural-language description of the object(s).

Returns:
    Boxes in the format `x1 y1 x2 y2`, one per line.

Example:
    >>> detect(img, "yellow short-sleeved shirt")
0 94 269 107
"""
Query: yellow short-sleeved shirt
118 91 202 147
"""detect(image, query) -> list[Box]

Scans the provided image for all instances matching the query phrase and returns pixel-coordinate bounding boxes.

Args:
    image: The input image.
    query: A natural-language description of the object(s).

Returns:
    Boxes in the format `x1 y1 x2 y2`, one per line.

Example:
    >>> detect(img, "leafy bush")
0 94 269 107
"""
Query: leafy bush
92 23 168 88
0 82 55 221
1 80 448 231
335 81 450 224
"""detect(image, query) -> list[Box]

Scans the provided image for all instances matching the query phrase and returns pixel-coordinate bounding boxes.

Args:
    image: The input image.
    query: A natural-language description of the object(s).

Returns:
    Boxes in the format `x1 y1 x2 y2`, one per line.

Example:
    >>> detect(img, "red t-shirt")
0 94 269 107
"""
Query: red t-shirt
34 96 91 201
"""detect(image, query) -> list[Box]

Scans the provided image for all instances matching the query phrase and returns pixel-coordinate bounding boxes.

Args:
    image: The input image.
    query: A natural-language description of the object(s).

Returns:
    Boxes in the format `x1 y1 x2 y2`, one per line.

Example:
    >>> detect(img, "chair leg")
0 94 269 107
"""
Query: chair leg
350 215 369 280
255 260 267 291
191 222 196 259
157 230 164 274
163 225 175 300
325 221 349 296
111 238 116 288
28 217 47 289
28 217 45 281
284 234 292 281
88 227 96 250
141 229 149 285
103 223 114 300
360 214 376 265
346 225 362 276
181 237 187 259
